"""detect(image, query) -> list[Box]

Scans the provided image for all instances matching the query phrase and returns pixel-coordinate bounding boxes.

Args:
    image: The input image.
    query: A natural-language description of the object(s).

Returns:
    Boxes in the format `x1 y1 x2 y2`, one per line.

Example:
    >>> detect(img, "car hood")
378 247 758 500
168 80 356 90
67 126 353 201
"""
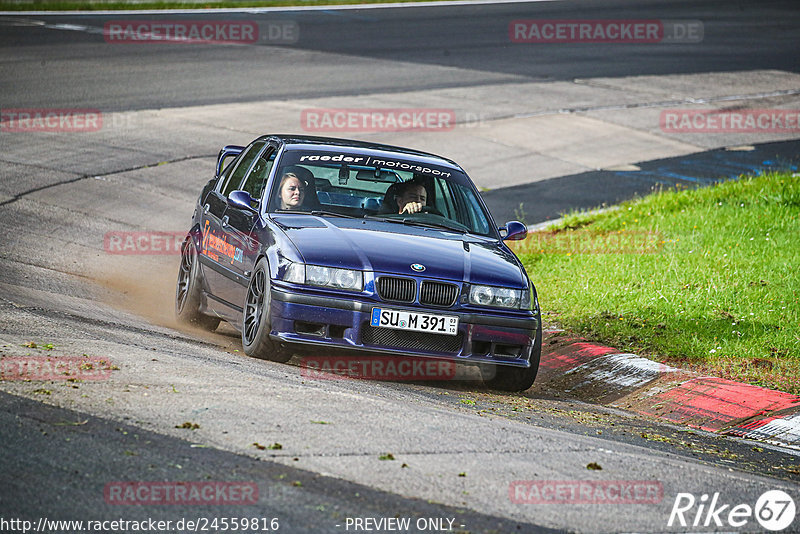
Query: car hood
272 215 526 287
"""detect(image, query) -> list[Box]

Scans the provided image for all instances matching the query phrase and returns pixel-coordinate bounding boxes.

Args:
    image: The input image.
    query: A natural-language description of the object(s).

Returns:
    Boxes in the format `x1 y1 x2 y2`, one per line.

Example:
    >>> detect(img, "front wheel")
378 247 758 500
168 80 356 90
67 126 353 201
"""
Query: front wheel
482 322 542 392
175 237 220 331
241 258 293 363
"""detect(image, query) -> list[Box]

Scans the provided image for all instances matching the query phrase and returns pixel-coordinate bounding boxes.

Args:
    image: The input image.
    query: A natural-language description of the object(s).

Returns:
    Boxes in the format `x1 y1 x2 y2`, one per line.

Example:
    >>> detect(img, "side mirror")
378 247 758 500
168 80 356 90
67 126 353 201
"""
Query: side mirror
501 220 527 241
227 190 258 212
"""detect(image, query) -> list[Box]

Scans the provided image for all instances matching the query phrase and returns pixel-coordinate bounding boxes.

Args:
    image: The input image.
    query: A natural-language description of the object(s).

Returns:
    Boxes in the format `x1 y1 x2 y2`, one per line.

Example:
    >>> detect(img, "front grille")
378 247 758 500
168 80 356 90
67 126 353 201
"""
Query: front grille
420 281 459 307
362 325 463 354
376 276 415 303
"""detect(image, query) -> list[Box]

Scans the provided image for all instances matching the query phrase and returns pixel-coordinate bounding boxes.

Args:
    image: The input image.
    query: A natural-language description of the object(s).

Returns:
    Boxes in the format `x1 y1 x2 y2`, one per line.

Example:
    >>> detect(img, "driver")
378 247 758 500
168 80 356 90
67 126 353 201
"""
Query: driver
394 180 427 214
278 172 305 210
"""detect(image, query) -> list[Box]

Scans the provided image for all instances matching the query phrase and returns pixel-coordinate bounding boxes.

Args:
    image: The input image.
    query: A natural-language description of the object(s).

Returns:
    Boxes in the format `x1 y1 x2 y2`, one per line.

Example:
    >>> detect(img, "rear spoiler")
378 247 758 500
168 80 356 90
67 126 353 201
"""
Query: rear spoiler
216 145 245 177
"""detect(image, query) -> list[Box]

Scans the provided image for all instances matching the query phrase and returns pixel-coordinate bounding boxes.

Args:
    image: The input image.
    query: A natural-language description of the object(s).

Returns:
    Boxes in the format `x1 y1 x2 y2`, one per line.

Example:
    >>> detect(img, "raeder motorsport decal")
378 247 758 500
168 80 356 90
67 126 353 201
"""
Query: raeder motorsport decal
201 220 244 264
297 154 452 178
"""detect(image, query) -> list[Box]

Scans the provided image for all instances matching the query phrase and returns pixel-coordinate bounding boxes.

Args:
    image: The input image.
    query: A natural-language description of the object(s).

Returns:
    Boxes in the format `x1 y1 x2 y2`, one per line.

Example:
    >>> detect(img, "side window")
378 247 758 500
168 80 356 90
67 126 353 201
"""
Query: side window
220 141 266 197
457 184 491 235
433 177 456 219
240 148 276 203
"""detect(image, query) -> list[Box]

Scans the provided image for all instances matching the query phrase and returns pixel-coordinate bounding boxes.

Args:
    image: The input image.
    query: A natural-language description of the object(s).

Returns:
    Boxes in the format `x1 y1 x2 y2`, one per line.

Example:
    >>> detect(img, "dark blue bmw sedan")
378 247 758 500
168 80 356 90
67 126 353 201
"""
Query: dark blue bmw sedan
176 135 541 391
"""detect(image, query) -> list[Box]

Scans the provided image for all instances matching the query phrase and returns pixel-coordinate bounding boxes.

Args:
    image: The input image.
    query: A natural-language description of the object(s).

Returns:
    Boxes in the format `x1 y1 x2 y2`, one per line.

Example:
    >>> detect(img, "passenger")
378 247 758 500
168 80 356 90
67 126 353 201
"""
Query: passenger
394 180 427 214
278 173 305 210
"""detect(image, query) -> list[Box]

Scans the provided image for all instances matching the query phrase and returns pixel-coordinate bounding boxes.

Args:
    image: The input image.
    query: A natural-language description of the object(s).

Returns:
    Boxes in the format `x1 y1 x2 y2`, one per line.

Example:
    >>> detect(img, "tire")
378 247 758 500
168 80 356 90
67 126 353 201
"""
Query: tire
175 236 220 331
482 321 542 392
241 258 293 363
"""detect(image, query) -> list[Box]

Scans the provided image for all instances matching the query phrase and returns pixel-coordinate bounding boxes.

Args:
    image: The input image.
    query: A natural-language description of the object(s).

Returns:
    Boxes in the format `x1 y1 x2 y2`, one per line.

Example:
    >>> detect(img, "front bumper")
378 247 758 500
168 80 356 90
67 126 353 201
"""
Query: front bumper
269 287 539 368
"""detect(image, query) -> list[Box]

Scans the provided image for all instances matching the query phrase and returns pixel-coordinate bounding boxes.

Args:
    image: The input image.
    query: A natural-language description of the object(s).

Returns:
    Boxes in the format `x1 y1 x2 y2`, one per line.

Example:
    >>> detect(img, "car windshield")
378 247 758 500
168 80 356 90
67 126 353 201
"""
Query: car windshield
267 150 496 237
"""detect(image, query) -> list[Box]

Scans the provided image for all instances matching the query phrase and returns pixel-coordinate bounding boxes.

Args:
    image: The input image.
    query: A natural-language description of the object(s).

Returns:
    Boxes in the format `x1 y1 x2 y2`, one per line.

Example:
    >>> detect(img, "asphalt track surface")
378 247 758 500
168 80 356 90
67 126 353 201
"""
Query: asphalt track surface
484 139 800 223
1 0 799 111
1 1 800 533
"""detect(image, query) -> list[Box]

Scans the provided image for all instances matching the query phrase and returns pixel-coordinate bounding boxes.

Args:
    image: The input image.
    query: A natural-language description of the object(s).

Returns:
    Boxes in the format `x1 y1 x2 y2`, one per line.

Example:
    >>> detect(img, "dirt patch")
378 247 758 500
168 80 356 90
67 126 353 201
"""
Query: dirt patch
89 254 241 350
94 256 180 329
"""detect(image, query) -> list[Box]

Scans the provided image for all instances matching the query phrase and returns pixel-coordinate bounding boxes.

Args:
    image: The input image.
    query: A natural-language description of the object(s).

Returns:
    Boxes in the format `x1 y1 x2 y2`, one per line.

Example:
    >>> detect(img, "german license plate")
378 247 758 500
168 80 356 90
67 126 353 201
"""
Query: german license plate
370 308 459 336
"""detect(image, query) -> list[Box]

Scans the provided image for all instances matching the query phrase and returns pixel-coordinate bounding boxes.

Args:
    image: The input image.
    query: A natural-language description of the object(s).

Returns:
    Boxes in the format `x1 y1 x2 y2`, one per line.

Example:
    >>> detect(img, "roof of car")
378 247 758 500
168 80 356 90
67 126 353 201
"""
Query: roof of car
260 134 464 172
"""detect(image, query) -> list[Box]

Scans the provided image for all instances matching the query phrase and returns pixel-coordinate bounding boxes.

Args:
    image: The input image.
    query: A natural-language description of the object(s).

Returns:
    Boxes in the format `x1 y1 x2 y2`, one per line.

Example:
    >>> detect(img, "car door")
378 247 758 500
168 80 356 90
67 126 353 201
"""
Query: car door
215 144 278 307
199 140 266 305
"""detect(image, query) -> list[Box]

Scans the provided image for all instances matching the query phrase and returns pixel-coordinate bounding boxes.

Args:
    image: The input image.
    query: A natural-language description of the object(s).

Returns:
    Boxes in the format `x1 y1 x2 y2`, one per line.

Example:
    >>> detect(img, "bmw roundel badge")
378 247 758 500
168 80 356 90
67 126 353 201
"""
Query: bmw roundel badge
411 263 425 272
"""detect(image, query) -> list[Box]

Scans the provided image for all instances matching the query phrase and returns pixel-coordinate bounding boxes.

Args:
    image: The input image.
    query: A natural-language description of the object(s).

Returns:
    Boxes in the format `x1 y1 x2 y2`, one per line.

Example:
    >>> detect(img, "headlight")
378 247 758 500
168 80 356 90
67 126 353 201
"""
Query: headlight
283 261 305 284
468 284 525 309
307 265 362 290
520 286 532 310
520 279 537 312
281 261 362 291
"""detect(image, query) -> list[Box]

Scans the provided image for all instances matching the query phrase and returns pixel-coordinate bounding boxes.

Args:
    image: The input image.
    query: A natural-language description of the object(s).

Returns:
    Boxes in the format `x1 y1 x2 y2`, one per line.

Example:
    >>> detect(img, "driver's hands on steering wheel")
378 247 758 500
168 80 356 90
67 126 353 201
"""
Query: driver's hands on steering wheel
400 201 424 214
395 183 428 214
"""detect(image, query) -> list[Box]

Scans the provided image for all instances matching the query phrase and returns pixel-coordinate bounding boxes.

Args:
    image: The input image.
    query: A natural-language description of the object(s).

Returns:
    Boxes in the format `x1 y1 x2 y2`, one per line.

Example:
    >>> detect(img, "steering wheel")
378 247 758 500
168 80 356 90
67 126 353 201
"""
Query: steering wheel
399 205 443 217
420 205 444 216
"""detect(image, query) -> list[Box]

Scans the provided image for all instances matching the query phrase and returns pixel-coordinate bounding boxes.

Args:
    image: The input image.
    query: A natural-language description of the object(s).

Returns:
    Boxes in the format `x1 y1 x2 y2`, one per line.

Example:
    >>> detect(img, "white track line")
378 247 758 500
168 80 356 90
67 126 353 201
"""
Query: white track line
1 0 560 17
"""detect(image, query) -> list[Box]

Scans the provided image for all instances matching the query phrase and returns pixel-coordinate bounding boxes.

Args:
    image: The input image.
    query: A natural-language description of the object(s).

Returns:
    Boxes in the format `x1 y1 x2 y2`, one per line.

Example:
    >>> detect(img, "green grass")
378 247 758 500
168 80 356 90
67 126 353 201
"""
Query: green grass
513 171 800 394
0 0 433 11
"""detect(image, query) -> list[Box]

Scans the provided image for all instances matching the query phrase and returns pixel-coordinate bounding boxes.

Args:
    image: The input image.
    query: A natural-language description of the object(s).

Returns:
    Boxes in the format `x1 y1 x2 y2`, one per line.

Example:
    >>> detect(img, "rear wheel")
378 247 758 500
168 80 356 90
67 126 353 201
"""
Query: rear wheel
482 322 542 392
175 237 220 331
242 258 293 362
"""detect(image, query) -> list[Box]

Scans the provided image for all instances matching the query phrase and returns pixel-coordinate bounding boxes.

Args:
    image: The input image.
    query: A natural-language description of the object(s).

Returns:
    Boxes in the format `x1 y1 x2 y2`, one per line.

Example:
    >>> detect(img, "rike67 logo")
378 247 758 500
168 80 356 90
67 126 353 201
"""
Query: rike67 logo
668 490 795 531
